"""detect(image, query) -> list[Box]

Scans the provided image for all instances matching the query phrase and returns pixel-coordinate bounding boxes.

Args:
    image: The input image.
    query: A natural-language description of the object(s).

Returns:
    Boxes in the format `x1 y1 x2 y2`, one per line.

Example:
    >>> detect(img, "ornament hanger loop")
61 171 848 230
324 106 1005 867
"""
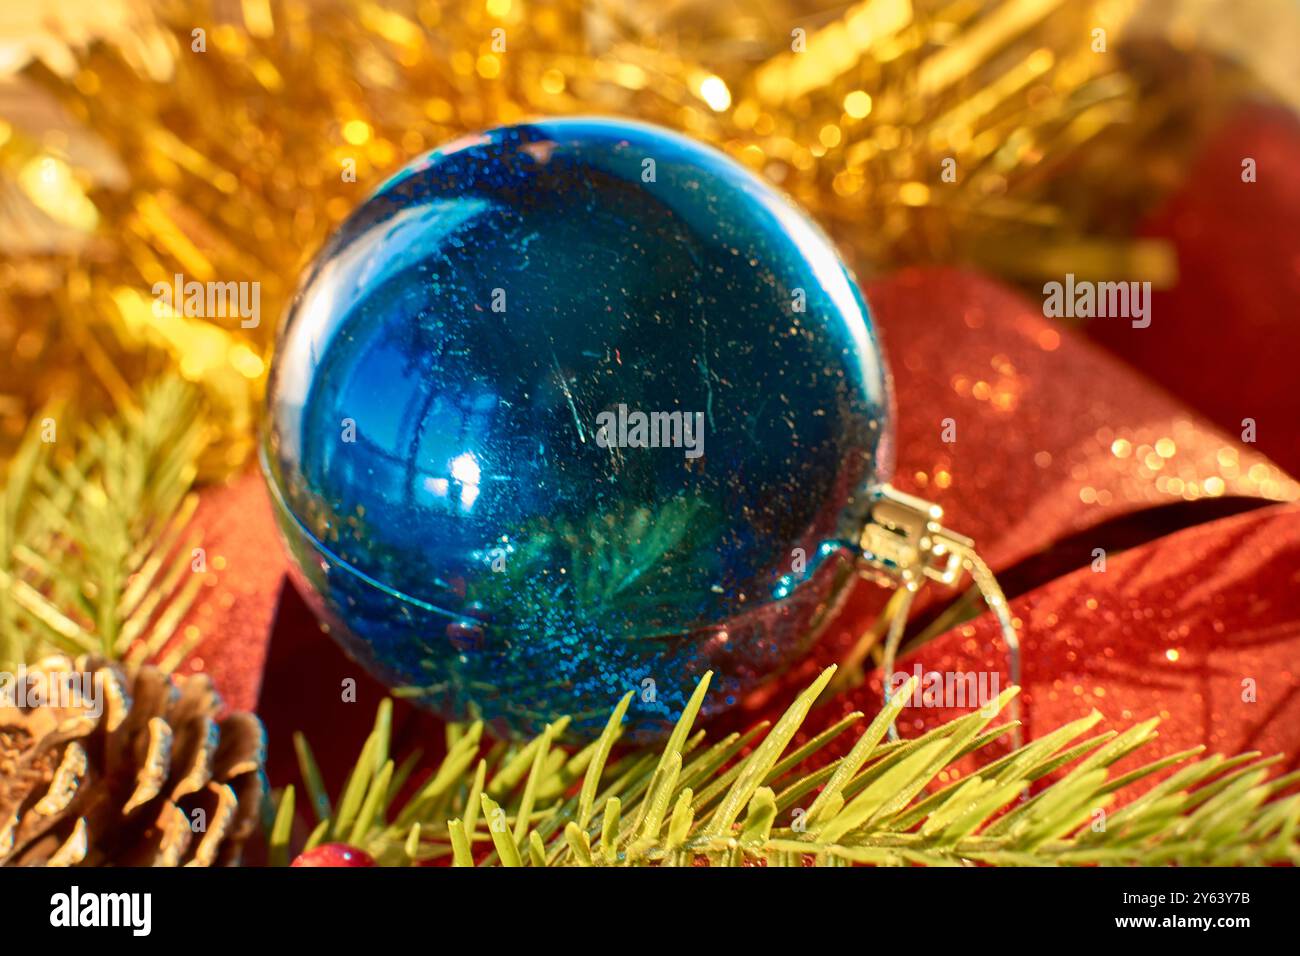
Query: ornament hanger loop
858 485 1022 744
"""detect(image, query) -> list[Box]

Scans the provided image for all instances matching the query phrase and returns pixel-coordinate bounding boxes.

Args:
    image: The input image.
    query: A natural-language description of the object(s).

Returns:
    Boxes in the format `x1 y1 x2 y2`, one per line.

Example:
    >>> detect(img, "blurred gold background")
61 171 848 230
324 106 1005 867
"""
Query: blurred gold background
2 0 1297 477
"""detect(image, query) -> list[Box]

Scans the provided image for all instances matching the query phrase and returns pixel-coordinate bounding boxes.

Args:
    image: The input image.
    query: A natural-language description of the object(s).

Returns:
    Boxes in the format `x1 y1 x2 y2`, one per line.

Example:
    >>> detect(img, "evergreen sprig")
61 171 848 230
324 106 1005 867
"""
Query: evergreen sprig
0 376 209 671
271 667 1300 867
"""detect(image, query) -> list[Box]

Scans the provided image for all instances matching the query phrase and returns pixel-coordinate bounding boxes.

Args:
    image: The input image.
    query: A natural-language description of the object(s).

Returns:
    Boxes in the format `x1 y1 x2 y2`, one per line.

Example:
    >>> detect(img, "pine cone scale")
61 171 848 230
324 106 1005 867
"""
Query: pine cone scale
123 716 171 814
34 741 86 815
170 715 219 801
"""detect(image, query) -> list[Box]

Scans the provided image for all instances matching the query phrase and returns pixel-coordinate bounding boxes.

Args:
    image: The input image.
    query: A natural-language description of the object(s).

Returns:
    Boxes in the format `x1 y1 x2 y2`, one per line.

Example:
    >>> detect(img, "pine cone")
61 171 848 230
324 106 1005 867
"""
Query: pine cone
0 655 264 866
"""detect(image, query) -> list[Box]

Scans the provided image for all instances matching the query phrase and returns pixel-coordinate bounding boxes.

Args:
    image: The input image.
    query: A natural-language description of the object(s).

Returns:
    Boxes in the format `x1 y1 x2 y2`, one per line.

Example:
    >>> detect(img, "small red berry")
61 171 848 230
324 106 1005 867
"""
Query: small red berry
291 843 377 867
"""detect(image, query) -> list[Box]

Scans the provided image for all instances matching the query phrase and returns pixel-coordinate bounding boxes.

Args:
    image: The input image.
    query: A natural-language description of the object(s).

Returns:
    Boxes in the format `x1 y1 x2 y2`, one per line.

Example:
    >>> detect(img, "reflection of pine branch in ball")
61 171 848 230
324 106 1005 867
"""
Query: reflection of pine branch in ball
396 497 727 732
474 494 724 640
572 496 718 617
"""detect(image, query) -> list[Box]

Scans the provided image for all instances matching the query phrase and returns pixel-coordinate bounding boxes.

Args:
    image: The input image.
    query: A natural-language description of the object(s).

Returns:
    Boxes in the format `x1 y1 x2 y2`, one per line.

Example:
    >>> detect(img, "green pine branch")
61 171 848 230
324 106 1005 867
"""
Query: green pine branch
270 667 1300 867
0 376 209 671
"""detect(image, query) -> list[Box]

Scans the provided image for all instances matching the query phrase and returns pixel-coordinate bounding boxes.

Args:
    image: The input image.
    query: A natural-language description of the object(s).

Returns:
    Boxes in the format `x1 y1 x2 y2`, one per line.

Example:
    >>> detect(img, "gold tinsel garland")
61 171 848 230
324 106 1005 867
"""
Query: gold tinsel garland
0 0 1293 475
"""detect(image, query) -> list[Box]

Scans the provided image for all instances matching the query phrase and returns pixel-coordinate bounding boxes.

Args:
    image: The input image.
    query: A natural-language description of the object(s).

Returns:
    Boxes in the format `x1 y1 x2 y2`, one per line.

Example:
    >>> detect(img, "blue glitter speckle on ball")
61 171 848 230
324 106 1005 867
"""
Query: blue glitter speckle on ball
262 117 891 741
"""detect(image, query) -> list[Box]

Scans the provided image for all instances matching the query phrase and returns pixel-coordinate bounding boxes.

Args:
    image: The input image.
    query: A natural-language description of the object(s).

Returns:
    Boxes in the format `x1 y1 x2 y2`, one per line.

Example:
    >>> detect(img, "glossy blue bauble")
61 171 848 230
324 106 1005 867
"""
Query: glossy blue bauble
262 118 891 741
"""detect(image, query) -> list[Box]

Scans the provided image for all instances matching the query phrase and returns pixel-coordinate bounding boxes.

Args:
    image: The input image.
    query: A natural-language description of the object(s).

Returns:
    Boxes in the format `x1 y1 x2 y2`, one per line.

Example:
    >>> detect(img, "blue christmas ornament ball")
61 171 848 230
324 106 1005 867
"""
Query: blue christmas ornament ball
262 118 891 741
